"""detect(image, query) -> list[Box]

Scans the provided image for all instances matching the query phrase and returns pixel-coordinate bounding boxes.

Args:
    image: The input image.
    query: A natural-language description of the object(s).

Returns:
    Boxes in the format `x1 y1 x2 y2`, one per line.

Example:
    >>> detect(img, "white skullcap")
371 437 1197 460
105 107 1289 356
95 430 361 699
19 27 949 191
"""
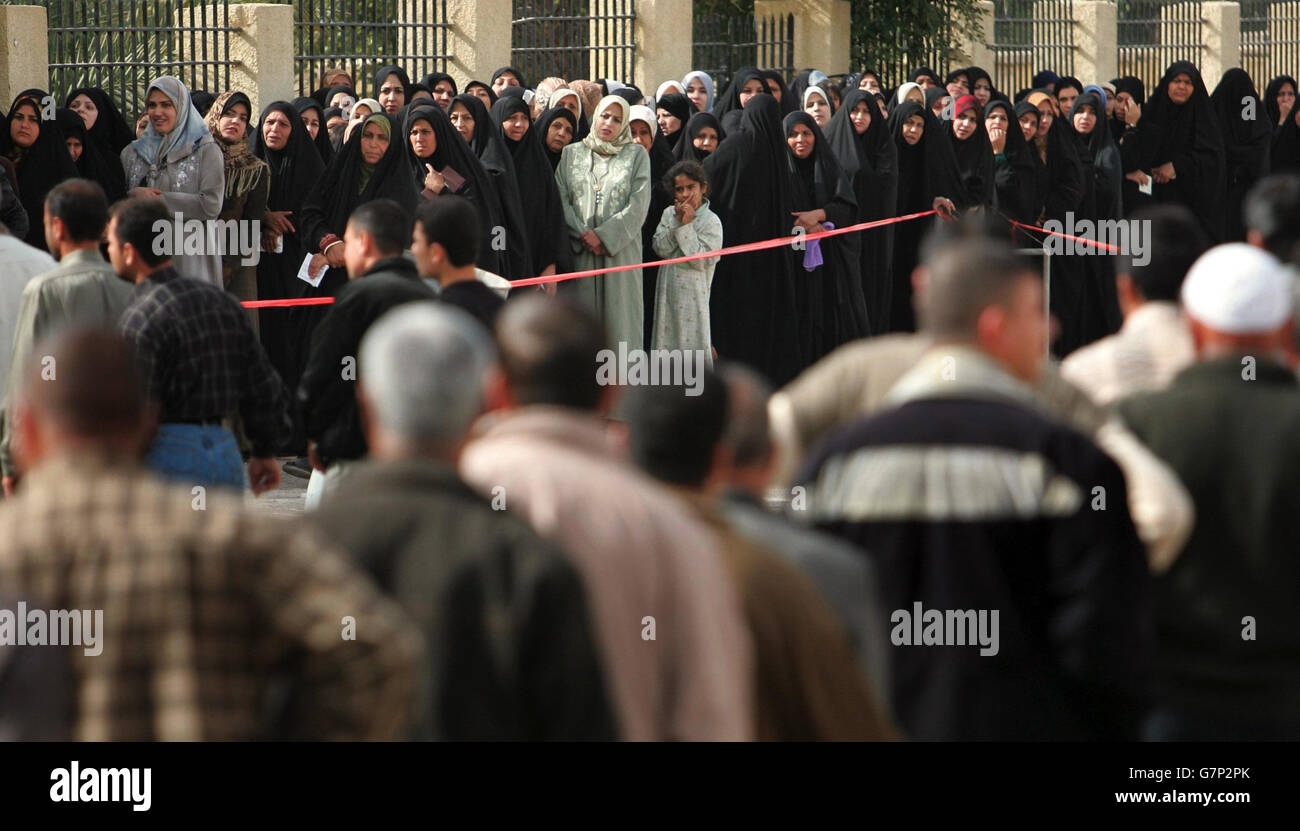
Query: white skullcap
1180 243 1292 334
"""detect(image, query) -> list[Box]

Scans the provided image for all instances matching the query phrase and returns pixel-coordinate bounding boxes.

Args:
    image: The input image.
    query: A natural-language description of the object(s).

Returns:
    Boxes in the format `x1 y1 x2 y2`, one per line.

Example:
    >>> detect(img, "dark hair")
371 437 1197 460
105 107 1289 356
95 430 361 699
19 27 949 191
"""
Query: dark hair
1245 174 1300 265
918 236 1039 338
347 198 410 255
415 195 481 267
495 294 606 411
625 367 728 487
662 159 708 195
719 362 773 468
25 327 145 439
45 178 109 243
109 197 172 266
1118 204 1209 301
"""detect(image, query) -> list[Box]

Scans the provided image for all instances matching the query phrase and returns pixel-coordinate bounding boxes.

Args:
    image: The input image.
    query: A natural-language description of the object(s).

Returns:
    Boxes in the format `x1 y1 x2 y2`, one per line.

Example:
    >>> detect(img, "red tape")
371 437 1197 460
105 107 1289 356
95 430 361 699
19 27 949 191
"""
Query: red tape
1007 219 1121 253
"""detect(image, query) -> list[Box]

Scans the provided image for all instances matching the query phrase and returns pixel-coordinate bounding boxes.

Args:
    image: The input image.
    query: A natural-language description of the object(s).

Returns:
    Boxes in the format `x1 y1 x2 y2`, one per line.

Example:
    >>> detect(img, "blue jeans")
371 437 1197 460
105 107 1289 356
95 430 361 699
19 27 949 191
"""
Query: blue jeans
146 423 246 491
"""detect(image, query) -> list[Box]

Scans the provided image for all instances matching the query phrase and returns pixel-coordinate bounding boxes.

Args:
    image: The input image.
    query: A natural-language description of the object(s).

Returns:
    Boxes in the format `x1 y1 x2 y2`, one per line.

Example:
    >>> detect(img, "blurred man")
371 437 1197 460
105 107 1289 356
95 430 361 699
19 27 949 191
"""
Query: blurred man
625 368 895 740
1118 244 1300 740
459 296 753 740
410 196 506 328
0 221 55 396
113 198 289 494
796 238 1153 740
298 198 435 509
2 180 134 494
1244 173 1300 265
0 328 418 739
314 302 616 740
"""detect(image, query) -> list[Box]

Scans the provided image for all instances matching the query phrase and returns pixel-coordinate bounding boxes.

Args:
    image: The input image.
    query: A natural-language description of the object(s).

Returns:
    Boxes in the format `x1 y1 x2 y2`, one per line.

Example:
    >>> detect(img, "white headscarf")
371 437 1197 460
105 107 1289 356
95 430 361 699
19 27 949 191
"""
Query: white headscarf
895 82 923 106
629 104 658 138
802 86 830 110
582 95 633 156
550 88 583 119
655 80 686 103
682 71 715 112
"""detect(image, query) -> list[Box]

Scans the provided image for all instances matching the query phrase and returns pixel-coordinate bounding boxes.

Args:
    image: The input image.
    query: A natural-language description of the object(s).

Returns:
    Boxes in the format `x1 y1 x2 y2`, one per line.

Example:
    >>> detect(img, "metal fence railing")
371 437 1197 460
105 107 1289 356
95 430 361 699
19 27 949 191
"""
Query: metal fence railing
1117 0 1204 90
850 0 963 91
1242 0 1300 92
512 0 636 85
693 12 795 91
990 0 1074 95
19 0 237 120
292 0 451 98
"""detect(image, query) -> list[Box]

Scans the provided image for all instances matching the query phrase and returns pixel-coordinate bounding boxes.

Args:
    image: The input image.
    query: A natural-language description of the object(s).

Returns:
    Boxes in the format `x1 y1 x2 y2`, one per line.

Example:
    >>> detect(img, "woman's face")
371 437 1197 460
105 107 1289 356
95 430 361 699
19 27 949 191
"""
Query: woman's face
70 93 99 130
433 81 456 110
916 75 938 90
765 78 783 100
860 74 880 94
502 111 529 142
378 73 406 114
218 101 250 143
1036 102 1054 136
353 104 373 121
1113 91 1134 121
973 80 992 107
327 114 346 131
8 102 39 149
546 118 573 152
492 71 519 95
65 136 83 162
901 114 924 145
557 95 580 118
850 101 872 134
409 118 436 158
146 88 178 135
739 78 765 108
411 90 433 105
1168 72 1194 104
262 109 292 150
786 122 815 158
985 108 1008 137
1018 112 1039 142
946 75 969 99
686 78 709 111
693 126 718 153
805 93 831 127
595 105 623 140
1072 103 1096 135
1057 86 1079 115
329 91 354 110
906 87 924 105
300 108 320 140
630 119 653 150
470 85 493 109
449 102 475 142
361 120 389 164
1277 82 1296 114
656 108 682 136
953 107 978 140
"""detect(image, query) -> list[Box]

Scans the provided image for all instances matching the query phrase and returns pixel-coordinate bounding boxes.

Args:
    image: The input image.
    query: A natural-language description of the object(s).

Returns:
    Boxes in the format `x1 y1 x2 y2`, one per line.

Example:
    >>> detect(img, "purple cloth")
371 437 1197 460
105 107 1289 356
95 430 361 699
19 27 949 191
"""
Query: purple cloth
802 222 834 271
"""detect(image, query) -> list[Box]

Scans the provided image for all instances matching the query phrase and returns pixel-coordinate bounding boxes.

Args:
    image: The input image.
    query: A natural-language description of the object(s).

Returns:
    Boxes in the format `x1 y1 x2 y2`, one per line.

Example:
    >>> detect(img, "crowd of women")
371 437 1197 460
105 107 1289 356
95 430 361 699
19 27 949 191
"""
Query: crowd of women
3 59 1299 393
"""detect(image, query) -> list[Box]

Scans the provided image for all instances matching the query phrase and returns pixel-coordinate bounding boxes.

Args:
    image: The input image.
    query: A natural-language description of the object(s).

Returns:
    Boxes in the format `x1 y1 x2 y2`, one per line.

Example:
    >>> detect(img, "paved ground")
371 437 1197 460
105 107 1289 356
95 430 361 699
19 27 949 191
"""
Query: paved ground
245 461 308 516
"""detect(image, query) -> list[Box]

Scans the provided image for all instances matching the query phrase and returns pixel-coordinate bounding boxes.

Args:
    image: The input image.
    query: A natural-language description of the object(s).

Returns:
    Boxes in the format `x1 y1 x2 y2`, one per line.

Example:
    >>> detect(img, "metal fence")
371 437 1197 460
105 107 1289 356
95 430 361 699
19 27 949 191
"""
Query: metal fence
1117 0 1203 89
512 0 636 86
693 11 795 91
1242 0 1300 91
850 0 962 90
18 0 237 119
292 0 451 97
989 0 1074 94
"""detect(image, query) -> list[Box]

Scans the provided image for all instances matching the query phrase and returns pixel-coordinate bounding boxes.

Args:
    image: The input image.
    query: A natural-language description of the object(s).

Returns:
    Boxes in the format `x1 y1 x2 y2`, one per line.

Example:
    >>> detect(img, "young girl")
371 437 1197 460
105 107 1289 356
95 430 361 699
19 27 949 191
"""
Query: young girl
651 160 723 363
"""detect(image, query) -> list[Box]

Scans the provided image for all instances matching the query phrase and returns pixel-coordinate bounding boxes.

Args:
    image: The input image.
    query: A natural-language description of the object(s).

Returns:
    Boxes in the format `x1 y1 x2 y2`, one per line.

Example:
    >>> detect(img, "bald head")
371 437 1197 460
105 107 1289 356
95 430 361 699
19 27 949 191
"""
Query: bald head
494 295 607 411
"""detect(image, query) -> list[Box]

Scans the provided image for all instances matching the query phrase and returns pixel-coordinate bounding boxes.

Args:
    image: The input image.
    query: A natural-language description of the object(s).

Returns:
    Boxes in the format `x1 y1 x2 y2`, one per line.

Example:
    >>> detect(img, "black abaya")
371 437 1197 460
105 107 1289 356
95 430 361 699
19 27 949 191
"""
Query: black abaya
491 95 572 276
452 93 533 279
1210 69 1272 240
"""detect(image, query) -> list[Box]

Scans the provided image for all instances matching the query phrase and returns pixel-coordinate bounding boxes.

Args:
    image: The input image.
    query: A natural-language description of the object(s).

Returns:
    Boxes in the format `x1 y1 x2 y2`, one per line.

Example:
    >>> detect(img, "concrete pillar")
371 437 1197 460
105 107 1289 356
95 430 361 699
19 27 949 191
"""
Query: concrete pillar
446 0 512 89
754 0 851 75
0 5 49 110
186 4 293 116
632 0 692 90
1071 0 1116 85
1200 2 1240 88
955 1 996 69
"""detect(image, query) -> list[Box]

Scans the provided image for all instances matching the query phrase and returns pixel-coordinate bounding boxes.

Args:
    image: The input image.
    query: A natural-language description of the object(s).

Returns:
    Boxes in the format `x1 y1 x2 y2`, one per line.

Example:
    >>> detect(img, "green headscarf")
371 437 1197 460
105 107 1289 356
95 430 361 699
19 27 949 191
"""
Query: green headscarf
356 113 392 194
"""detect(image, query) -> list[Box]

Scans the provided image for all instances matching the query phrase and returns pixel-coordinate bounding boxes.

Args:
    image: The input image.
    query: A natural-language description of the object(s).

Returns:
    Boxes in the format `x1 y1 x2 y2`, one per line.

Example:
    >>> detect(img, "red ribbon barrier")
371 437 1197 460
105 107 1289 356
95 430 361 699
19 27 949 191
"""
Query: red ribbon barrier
1006 218 1121 253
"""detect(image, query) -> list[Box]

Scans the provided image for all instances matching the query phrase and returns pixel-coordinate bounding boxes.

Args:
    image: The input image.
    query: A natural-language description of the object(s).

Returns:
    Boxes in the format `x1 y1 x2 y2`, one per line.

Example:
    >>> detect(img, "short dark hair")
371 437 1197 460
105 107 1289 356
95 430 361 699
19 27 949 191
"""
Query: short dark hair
109 197 171 266
24 327 145 439
1119 204 1208 301
918 237 1039 339
719 363 773 468
347 198 410 256
625 368 728 487
495 294 605 411
415 195 480 267
46 179 109 243
1245 174 1300 265
662 160 708 196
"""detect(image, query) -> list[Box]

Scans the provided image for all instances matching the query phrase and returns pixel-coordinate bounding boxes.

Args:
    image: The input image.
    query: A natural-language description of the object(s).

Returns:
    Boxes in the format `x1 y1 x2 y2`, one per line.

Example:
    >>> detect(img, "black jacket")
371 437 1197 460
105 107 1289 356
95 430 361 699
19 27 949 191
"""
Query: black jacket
297 256 436 466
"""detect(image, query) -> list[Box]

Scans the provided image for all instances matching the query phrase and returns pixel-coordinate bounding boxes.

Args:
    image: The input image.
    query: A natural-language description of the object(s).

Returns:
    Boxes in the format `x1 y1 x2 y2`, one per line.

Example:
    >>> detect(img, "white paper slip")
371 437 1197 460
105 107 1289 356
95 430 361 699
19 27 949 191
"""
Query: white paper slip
297 253 328 288
1138 176 1153 196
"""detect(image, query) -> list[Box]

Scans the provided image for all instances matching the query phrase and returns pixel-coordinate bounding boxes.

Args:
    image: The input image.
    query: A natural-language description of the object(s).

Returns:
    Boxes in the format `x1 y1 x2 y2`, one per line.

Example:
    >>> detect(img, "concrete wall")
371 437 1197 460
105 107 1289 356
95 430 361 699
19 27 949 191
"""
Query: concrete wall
0 5 49 110
754 0 851 75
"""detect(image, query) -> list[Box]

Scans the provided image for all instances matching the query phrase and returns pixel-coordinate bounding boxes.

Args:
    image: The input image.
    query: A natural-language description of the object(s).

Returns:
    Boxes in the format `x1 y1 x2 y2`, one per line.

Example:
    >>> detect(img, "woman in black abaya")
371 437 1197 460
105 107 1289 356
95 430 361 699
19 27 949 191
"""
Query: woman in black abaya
702 93 804 383
56 108 126 202
1210 69 1272 240
450 93 533 279
944 94 994 208
292 96 335 165
2 91 79 249
825 88 898 334
492 95 571 279
372 65 412 116
65 86 135 159
1264 75 1297 130
535 106 578 171
675 111 725 162
655 92 692 149
712 69 767 124
985 98 1041 239
1135 61 1225 242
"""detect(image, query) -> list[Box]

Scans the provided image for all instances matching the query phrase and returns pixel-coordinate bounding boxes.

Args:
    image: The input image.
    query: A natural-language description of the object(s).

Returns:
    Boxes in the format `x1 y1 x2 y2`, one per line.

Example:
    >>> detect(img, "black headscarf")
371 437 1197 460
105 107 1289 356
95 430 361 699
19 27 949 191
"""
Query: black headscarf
452 93 532 279
925 86 950 120
491 95 571 275
55 107 126 202
292 96 335 165
1264 75 1297 129
1273 103 1300 174
987 98 1042 230
373 66 412 101
464 80 498 107
1137 61 1226 241
655 93 692 145
64 86 134 158
1211 69 1272 239
419 72 458 98
1 90 79 248
675 111 725 163
323 85 357 110
944 95 994 207
712 68 764 122
1026 91 1086 223
702 93 803 384
966 66 997 101
190 90 216 119
491 66 529 91
911 66 939 85
534 106 578 171
1064 91 1121 213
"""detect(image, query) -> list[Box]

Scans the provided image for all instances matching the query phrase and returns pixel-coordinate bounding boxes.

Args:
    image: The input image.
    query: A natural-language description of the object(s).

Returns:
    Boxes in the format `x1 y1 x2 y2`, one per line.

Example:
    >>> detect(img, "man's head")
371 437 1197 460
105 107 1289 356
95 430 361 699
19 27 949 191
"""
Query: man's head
343 198 410 279
13 328 154 474
917 237 1047 382
1245 174 1300 265
411 195 481 284
624 368 728 490
1181 243 1294 362
716 363 776 496
106 197 172 283
1115 204 1208 314
44 179 108 257
358 302 495 461
491 294 609 413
